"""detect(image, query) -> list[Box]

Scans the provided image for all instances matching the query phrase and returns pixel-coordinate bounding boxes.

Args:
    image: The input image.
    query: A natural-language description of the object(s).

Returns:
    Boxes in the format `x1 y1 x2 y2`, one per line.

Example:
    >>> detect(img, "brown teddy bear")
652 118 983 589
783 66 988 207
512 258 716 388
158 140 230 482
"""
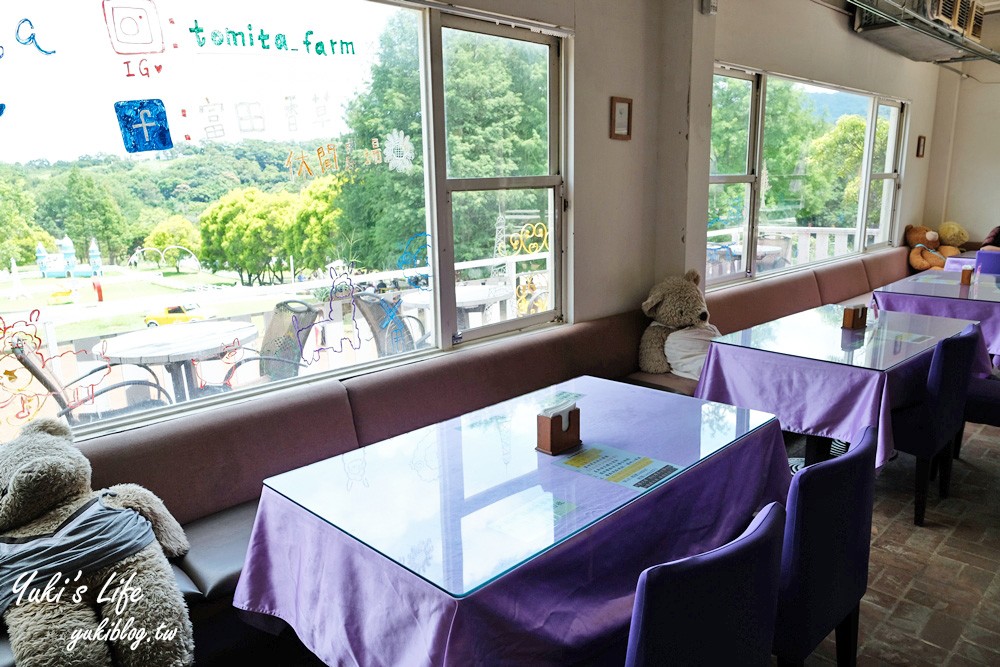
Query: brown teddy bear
904 224 960 271
639 270 720 378
0 419 194 667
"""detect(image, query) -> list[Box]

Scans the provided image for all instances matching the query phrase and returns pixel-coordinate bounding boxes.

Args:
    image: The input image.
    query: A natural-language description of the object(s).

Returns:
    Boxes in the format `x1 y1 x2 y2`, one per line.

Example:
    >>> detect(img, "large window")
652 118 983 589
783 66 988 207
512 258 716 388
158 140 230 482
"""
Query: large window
708 67 904 284
0 0 563 435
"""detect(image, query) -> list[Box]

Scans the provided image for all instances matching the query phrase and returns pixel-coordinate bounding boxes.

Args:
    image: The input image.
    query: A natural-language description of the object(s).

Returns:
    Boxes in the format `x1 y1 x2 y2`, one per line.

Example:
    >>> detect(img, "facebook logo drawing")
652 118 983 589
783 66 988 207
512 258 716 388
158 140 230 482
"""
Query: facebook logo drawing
114 99 173 152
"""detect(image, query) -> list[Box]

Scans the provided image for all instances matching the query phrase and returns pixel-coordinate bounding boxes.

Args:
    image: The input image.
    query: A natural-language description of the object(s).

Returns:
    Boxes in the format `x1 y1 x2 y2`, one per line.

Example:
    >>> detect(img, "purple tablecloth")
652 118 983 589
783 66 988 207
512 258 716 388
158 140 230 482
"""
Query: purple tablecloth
874 290 1000 359
695 328 991 468
233 420 790 666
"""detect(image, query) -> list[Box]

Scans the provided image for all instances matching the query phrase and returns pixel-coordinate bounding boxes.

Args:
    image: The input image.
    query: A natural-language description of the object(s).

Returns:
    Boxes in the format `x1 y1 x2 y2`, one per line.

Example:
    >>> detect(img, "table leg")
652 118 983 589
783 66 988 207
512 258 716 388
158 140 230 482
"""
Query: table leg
164 362 189 402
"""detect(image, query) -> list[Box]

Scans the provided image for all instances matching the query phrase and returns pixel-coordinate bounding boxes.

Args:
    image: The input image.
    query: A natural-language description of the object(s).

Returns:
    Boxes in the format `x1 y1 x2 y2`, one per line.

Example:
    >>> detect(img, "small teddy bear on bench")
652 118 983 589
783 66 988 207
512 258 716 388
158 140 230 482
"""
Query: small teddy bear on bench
638 270 720 380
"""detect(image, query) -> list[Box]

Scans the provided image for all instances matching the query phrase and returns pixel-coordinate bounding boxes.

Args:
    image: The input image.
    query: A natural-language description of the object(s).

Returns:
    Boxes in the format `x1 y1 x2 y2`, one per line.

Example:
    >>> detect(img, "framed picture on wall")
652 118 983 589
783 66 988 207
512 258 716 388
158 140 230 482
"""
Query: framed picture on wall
610 96 632 140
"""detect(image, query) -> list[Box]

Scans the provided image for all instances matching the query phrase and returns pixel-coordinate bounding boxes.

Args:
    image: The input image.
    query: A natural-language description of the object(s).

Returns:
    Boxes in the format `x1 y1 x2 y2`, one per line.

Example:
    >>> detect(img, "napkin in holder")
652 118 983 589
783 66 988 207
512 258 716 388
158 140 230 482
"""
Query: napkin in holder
537 400 581 455
842 304 867 330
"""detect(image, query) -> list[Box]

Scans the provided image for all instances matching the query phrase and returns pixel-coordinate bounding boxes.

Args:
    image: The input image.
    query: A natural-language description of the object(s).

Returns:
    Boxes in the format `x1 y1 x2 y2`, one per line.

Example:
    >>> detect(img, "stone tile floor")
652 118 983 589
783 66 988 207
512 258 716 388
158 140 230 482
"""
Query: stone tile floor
796 422 1000 666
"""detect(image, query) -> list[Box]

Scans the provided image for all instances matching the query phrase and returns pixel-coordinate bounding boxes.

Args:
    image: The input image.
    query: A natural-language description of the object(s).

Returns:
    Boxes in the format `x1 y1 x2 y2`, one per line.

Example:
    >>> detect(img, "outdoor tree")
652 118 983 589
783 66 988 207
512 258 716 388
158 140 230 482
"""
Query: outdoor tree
0 169 55 267
797 115 887 228
144 216 203 272
200 188 296 286
291 176 345 273
34 168 129 264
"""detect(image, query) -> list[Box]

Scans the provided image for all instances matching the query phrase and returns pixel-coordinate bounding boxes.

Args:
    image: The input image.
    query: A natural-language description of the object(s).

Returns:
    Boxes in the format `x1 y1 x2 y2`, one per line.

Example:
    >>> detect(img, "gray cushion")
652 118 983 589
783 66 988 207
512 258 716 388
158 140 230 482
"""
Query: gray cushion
172 562 205 605
176 501 258 601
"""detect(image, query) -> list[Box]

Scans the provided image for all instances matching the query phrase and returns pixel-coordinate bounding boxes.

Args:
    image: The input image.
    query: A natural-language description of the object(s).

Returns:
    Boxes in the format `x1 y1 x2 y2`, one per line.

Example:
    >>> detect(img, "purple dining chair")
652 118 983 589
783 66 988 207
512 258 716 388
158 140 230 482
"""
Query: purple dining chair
772 425 877 667
961 375 1000 457
889 326 979 526
623 501 785 667
975 250 1000 275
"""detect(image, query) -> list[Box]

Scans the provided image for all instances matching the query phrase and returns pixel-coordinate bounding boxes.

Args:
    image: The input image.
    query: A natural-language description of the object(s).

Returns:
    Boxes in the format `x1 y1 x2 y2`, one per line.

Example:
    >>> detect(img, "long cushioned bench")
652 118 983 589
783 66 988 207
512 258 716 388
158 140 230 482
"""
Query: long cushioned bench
626 246 911 394
0 247 909 664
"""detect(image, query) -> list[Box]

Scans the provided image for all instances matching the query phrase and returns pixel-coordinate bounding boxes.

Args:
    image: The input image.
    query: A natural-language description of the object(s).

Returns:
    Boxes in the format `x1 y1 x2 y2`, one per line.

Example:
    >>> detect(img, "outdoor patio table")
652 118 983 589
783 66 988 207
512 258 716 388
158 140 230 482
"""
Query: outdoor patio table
101 319 257 402
695 305 990 468
233 375 790 666
874 271 1000 360
404 284 514 329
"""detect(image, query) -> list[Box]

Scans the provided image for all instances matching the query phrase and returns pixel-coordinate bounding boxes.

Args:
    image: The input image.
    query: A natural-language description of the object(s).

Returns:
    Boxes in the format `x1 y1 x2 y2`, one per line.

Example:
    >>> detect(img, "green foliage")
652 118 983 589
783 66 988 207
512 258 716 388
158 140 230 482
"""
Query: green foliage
34 167 128 264
292 176 344 272
199 188 296 286
144 216 202 271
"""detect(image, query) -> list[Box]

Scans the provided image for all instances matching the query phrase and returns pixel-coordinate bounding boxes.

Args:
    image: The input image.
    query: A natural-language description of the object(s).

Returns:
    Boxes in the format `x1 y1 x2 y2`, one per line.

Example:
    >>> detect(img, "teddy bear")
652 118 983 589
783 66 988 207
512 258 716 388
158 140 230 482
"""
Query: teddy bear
904 224 961 271
638 270 720 379
0 419 194 667
937 220 970 250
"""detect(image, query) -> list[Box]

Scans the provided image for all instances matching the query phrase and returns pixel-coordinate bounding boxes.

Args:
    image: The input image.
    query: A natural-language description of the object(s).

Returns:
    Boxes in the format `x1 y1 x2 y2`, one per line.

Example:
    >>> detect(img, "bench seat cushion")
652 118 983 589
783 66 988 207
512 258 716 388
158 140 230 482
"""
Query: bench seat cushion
176 500 258 602
79 379 360 525
706 271 822 334
346 311 647 446
624 371 698 396
861 246 910 290
814 259 871 305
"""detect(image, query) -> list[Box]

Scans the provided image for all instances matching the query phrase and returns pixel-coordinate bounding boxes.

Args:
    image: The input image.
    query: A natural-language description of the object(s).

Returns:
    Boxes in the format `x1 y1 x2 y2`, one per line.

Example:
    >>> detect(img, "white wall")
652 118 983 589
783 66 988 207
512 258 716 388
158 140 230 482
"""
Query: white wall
713 0 941 245
926 14 1000 241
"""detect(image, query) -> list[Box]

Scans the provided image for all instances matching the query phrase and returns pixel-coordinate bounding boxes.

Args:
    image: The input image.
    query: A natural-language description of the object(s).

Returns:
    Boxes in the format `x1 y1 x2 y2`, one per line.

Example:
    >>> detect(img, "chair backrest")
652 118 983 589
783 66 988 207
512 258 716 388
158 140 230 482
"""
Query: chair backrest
354 293 415 357
259 300 320 380
974 250 1000 276
927 325 979 444
773 425 877 662
624 502 785 667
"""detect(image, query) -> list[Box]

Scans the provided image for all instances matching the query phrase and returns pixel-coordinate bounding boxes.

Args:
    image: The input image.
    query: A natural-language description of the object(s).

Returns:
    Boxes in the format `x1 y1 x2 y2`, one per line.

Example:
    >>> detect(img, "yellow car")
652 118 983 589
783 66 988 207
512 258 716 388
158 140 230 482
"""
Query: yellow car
144 303 207 327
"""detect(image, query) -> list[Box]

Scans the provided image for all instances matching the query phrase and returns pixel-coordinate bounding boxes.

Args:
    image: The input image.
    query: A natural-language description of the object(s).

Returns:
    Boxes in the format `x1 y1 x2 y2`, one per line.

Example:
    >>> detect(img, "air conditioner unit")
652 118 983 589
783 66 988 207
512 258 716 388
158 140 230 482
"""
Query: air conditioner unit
967 1 985 40
854 5 970 61
953 0 974 32
928 0 959 26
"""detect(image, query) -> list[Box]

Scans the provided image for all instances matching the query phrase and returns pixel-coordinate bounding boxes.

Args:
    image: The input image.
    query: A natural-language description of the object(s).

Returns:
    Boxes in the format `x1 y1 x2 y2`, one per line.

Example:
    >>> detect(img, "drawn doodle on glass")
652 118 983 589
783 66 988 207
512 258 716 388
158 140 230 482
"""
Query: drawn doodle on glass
102 0 164 55
303 263 363 359
383 130 415 173
397 233 430 290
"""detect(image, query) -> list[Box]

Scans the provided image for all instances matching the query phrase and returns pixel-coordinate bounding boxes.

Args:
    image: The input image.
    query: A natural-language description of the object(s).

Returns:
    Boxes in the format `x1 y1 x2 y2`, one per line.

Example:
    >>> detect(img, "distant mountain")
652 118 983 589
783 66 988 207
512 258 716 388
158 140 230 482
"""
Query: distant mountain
804 91 869 124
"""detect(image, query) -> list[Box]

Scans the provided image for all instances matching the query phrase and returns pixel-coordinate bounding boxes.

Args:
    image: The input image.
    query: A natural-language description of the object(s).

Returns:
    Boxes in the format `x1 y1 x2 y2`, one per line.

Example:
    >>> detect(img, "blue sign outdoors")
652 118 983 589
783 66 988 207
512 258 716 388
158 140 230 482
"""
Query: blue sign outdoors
114 99 173 152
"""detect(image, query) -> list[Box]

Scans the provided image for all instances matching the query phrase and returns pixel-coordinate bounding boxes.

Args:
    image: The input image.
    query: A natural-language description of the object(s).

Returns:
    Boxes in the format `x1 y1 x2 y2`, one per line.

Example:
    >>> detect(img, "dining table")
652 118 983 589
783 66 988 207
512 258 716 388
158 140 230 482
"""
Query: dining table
233 375 791 666
873 270 1000 361
100 319 258 402
695 304 990 468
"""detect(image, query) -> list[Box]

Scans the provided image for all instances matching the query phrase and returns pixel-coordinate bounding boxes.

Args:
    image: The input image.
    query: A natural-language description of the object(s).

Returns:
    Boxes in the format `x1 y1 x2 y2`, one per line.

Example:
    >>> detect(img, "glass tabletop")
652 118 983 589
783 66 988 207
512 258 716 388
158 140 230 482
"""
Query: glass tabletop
876 271 1000 304
264 375 776 597
712 304 977 371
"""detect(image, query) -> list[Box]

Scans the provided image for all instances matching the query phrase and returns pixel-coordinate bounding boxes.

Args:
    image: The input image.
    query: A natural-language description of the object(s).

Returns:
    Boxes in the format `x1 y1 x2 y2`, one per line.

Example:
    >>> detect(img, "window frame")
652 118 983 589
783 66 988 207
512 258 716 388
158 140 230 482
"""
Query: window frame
427 12 564 348
709 65 906 286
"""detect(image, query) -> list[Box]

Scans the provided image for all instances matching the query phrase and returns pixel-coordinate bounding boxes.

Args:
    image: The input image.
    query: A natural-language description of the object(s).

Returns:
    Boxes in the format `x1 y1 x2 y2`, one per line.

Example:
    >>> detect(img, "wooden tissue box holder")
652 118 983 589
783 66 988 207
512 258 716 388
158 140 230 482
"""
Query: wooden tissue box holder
842 305 867 330
536 408 581 455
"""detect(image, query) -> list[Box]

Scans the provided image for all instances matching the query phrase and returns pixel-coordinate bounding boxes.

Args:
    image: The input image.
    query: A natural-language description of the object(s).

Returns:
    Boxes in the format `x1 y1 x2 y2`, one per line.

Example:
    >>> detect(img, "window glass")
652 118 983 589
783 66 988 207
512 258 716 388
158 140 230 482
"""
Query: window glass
710 75 752 177
0 2 563 434
450 190 554 328
708 70 902 285
707 183 749 280
442 29 550 179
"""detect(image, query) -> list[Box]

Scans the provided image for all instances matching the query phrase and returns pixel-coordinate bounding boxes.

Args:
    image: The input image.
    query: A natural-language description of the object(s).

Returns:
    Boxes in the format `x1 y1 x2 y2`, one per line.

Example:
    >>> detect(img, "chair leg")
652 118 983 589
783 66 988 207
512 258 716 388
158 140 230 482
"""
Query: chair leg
915 457 931 526
938 447 954 499
835 603 860 667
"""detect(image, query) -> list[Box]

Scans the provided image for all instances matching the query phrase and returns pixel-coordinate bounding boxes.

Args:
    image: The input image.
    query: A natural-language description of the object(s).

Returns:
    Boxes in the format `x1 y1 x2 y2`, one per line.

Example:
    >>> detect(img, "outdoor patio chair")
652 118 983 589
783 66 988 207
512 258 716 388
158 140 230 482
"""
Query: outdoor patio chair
354 292 431 358
213 300 322 388
10 338 172 425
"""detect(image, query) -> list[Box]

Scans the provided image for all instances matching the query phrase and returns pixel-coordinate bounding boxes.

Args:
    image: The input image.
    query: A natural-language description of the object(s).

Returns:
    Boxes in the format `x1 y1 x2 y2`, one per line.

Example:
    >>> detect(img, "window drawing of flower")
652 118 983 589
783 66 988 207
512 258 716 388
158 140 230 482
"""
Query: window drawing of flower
384 129 415 173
